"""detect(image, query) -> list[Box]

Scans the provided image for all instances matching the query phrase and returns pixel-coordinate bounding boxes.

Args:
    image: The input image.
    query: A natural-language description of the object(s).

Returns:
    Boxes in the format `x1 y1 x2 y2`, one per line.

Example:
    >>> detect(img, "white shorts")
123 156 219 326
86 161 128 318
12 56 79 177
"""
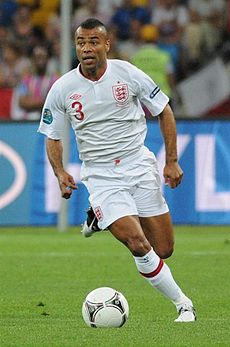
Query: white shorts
81 146 169 229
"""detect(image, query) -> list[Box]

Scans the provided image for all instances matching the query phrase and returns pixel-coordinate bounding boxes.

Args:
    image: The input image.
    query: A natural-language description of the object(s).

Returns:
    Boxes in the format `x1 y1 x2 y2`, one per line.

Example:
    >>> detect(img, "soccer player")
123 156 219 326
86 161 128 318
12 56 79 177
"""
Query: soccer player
38 18 196 322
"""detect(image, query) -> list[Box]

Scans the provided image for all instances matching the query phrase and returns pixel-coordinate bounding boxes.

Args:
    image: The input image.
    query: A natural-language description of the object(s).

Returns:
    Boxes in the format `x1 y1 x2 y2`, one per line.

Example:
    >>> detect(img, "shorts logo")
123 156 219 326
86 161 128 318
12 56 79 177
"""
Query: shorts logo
42 108 53 124
94 206 103 222
112 84 129 104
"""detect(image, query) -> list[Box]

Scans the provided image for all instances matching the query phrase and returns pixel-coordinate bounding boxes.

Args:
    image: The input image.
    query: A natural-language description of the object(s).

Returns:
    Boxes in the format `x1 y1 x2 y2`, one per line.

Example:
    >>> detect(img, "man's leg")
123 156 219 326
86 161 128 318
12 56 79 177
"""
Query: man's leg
140 212 174 259
109 215 196 322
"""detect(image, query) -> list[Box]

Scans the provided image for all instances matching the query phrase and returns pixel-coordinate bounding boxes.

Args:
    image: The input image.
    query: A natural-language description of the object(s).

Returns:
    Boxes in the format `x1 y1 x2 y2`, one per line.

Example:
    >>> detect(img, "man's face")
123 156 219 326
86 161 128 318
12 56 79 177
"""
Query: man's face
75 26 110 74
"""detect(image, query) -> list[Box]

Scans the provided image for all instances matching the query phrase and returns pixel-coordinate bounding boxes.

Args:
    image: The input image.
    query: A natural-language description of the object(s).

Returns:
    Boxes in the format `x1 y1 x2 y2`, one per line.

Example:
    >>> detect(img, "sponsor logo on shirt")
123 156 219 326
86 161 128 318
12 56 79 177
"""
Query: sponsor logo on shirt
150 86 160 99
112 83 129 105
42 108 53 124
69 93 82 100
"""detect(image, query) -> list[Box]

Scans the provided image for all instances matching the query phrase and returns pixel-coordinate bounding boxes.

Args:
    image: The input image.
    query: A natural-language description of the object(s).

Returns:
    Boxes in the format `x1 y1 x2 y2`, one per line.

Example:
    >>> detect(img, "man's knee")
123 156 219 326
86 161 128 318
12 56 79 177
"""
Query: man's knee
109 216 151 256
125 235 151 257
154 242 174 259
127 237 174 258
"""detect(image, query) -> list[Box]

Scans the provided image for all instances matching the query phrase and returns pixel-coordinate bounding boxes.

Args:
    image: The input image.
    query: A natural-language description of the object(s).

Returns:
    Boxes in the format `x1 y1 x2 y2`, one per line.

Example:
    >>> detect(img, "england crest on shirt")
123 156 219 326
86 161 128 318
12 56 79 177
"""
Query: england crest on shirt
112 83 129 105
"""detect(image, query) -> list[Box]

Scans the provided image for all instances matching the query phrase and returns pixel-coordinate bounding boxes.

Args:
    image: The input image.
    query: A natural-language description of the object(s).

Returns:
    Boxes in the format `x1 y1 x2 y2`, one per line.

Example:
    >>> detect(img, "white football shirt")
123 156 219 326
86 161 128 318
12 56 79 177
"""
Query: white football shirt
38 59 169 163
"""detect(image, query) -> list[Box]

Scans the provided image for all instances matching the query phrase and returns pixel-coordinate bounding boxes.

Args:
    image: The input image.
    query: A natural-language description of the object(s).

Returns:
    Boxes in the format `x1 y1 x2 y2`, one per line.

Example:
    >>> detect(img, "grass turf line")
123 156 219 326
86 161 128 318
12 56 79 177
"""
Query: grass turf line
0 225 230 347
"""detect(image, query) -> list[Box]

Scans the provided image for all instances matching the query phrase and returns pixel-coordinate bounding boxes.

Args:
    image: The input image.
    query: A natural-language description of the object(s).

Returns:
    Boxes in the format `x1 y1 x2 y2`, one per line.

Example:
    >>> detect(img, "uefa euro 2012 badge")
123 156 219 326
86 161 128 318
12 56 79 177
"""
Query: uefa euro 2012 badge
42 108 53 124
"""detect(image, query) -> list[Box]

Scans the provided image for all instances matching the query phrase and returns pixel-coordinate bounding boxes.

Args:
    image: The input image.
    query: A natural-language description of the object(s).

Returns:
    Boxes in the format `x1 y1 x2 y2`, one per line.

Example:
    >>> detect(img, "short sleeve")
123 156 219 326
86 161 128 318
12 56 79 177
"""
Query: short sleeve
37 81 65 139
130 63 169 116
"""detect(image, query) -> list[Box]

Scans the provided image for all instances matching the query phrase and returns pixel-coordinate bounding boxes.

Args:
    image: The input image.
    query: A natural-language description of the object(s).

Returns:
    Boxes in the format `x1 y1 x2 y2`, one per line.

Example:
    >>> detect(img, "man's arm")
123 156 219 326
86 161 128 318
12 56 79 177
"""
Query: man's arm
46 138 77 199
158 104 183 188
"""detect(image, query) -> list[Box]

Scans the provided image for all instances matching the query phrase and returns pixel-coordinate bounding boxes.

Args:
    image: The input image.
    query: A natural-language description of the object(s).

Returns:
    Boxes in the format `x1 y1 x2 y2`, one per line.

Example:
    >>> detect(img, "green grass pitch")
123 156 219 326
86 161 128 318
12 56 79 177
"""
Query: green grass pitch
0 225 230 347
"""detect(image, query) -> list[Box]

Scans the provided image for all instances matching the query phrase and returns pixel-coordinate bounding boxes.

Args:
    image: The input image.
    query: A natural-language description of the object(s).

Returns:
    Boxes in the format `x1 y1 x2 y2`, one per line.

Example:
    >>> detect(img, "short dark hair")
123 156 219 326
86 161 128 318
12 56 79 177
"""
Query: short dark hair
78 18 107 31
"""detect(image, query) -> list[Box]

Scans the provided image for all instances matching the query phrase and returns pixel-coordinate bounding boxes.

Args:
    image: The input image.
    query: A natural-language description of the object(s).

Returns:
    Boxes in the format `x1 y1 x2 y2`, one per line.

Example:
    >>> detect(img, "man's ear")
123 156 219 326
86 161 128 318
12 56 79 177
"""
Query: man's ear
106 40 110 53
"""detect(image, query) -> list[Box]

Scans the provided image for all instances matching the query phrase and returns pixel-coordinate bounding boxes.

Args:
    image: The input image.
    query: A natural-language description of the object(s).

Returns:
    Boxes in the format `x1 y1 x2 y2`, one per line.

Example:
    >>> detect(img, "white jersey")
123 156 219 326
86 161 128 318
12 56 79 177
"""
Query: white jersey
38 59 169 164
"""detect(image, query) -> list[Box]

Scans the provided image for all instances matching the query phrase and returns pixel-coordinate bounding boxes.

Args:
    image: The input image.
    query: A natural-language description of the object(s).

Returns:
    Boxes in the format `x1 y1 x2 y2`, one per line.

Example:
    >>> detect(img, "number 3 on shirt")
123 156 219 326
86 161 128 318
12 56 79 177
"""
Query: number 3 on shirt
72 101 84 121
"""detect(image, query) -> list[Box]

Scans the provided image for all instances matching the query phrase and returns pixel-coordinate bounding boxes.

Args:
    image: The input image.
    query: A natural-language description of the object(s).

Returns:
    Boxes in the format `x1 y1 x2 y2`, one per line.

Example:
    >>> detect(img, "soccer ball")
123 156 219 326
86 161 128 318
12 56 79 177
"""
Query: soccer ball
82 287 129 328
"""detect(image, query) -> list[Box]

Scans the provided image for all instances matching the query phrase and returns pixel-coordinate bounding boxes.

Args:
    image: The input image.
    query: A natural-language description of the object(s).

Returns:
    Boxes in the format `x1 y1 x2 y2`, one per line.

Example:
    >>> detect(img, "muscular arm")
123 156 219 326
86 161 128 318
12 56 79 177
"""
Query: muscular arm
158 104 183 188
46 138 77 198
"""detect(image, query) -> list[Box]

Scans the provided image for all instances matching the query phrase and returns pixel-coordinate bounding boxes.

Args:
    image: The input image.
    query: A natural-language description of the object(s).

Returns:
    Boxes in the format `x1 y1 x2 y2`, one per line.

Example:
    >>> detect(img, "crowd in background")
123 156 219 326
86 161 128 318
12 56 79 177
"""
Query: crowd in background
0 0 229 120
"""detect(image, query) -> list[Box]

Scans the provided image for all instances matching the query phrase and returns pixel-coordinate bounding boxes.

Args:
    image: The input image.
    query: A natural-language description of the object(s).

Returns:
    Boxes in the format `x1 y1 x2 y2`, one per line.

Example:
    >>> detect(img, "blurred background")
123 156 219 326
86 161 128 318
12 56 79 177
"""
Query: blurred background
0 0 230 228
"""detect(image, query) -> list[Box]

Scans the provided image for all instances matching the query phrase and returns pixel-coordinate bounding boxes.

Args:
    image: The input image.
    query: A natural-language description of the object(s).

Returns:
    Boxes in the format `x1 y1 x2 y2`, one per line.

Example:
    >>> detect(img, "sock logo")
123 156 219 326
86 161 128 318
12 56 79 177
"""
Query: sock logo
140 256 149 263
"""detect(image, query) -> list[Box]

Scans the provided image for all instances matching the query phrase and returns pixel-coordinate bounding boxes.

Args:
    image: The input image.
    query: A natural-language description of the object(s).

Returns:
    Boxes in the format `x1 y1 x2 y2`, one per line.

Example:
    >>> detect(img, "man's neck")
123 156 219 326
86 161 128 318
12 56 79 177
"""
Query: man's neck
79 63 107 81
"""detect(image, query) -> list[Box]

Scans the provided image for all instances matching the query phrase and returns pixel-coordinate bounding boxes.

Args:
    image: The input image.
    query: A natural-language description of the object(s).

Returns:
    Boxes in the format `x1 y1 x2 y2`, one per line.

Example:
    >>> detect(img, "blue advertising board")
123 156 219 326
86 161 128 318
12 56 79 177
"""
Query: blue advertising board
0 122 37 224
0 120 229 226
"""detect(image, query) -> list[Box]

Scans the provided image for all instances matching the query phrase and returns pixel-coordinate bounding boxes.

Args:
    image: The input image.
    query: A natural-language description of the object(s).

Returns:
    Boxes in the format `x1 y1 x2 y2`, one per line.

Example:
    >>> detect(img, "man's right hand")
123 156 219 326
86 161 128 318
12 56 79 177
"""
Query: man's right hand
57 170 77 199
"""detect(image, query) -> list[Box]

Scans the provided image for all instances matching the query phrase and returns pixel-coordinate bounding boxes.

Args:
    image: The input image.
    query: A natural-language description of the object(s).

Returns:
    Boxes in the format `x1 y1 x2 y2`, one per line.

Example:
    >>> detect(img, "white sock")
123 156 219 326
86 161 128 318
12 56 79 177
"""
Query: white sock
134 248 193 310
